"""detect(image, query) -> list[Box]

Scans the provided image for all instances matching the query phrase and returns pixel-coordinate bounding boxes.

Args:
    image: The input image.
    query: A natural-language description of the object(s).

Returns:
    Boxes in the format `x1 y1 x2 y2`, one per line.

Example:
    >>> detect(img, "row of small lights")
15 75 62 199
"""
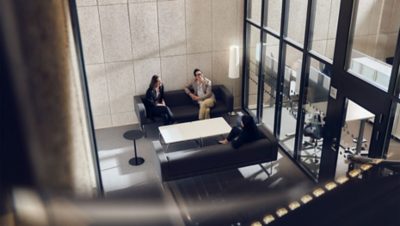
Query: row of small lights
250 163 376 226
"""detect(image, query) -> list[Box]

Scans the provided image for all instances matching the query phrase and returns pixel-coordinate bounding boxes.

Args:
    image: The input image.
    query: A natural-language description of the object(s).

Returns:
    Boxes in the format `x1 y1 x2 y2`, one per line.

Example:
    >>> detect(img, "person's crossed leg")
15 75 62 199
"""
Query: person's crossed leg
198 98 215 120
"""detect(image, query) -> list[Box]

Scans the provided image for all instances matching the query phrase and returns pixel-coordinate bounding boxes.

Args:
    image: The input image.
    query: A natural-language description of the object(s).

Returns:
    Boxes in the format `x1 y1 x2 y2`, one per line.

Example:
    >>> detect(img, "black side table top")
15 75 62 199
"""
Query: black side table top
123 130 143 140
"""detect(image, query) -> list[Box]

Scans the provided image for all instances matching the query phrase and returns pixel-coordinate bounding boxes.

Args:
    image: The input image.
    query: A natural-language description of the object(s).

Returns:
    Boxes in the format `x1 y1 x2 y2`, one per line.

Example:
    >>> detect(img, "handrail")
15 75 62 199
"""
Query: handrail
348 155 400 171
249 161 378 226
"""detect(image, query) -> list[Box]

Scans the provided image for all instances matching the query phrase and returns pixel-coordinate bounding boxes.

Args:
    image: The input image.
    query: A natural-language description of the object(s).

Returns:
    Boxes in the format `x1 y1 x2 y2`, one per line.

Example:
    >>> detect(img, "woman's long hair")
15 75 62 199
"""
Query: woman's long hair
148 75 159 90
241 115 257 132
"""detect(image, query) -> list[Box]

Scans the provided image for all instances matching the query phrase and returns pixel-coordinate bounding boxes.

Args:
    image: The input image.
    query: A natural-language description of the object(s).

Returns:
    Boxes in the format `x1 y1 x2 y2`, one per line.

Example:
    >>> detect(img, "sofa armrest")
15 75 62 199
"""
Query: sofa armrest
258 126 278 145
218 85 234 112
153 140 167 181
134 96 147 127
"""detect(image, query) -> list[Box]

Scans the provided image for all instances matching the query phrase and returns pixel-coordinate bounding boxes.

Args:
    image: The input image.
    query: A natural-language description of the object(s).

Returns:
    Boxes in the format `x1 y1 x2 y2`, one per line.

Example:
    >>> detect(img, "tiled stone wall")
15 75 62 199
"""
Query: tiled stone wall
77 0 244 129
352 0 400 61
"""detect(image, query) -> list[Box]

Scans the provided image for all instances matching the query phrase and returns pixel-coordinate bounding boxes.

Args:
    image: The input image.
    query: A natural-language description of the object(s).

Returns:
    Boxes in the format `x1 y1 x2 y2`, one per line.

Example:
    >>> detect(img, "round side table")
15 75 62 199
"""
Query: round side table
123 130 144 166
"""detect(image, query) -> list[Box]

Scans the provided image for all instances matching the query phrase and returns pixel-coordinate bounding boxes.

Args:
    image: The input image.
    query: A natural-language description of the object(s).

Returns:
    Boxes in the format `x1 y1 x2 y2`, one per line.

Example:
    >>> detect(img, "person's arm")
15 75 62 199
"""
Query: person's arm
231 133 245 149
145 89 156 107
184 80 199 101
198 79 213 101
159 85 164 101
159 85 166 106
232 128 260 148
184 80 193 95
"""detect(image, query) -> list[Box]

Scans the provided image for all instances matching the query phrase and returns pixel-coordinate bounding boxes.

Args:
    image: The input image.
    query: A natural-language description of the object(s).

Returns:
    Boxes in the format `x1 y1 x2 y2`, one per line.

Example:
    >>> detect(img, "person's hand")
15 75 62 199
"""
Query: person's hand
189 93 199 101
157 100 165 106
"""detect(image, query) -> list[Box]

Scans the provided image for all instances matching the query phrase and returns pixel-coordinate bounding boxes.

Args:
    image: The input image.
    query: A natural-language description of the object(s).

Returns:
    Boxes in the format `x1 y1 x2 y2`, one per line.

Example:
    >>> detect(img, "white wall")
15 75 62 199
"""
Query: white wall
77 0 244 129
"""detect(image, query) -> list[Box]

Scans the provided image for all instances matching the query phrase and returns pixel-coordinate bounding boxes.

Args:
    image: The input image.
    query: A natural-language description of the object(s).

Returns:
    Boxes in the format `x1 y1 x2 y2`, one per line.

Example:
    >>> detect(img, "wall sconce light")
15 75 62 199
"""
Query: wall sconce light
228 45 240 79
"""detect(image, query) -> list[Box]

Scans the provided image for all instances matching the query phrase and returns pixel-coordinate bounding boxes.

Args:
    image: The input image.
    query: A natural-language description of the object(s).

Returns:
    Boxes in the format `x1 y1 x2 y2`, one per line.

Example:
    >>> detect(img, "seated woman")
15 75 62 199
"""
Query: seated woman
219 115 260 148
146 75 174 125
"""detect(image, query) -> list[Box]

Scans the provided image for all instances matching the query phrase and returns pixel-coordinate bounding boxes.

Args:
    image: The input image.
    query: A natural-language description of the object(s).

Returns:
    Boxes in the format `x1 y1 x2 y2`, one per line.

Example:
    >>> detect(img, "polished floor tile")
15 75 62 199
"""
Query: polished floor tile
95 118 314 226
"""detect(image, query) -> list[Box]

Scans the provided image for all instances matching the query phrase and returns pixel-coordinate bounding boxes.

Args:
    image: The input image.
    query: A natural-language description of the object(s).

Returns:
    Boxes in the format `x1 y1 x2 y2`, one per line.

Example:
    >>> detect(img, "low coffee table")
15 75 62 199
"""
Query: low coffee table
158 117 231 151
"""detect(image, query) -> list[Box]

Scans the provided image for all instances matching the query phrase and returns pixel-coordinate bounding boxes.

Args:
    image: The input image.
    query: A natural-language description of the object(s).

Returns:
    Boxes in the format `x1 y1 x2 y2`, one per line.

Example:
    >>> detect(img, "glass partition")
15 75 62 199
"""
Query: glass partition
242 0 400 182
347 0 399 91
278 45 302 155
299 58 331 176
261 35 280 131
245 25 261 113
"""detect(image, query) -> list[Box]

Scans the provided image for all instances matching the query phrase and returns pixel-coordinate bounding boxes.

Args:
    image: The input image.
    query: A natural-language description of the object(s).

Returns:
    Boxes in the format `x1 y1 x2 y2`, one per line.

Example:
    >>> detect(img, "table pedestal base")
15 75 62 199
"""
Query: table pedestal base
129 157 144 166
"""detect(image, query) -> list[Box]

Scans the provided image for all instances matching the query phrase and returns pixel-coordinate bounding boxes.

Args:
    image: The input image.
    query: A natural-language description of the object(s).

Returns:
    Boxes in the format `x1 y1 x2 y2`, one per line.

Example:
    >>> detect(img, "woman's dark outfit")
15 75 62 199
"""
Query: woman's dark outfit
226 118 260 149
145 85 174 125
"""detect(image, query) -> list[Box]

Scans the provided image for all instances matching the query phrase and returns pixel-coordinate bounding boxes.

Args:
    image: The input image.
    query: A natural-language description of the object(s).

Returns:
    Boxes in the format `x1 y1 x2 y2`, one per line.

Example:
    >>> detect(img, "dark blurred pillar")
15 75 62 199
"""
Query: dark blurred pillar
0 0 98 199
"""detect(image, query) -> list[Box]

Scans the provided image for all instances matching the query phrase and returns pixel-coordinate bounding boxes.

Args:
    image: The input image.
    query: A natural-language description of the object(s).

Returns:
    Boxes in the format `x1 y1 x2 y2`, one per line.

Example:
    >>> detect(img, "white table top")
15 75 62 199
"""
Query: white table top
158 117 232 144
303 101 374 122
345 101 375 122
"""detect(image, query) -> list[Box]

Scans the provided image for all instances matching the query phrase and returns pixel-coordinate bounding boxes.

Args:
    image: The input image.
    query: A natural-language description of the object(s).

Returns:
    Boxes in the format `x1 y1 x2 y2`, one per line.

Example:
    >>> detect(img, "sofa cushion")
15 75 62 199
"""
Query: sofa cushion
170 105 199 122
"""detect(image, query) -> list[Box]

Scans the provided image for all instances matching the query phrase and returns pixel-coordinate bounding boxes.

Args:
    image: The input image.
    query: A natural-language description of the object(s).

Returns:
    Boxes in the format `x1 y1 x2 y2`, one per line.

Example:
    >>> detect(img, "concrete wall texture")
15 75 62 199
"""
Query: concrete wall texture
77 0 244 129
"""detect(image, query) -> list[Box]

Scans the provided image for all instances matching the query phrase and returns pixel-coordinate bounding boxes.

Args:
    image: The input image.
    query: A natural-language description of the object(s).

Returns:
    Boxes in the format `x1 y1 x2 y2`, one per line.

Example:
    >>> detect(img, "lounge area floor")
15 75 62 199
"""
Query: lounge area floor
95 117 314 226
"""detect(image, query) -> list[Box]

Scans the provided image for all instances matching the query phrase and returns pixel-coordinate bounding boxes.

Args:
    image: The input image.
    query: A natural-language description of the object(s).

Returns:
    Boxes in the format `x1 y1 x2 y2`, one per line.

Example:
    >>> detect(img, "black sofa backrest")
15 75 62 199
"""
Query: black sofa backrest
136 89 192 108
135 85 233 119
138 84 232 107
163 89 193 107
212 85 233 112
134 85 234 132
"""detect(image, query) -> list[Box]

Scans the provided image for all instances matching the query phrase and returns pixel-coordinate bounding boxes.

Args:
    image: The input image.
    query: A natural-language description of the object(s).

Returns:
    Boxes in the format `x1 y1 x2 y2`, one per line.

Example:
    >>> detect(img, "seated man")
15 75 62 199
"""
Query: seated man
184 68 216 120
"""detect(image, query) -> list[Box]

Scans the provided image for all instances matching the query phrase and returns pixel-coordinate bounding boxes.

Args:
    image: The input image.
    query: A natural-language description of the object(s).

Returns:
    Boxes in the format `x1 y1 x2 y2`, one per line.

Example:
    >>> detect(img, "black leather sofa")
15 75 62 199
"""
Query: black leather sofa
134 85 233 134
153 126 278 181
